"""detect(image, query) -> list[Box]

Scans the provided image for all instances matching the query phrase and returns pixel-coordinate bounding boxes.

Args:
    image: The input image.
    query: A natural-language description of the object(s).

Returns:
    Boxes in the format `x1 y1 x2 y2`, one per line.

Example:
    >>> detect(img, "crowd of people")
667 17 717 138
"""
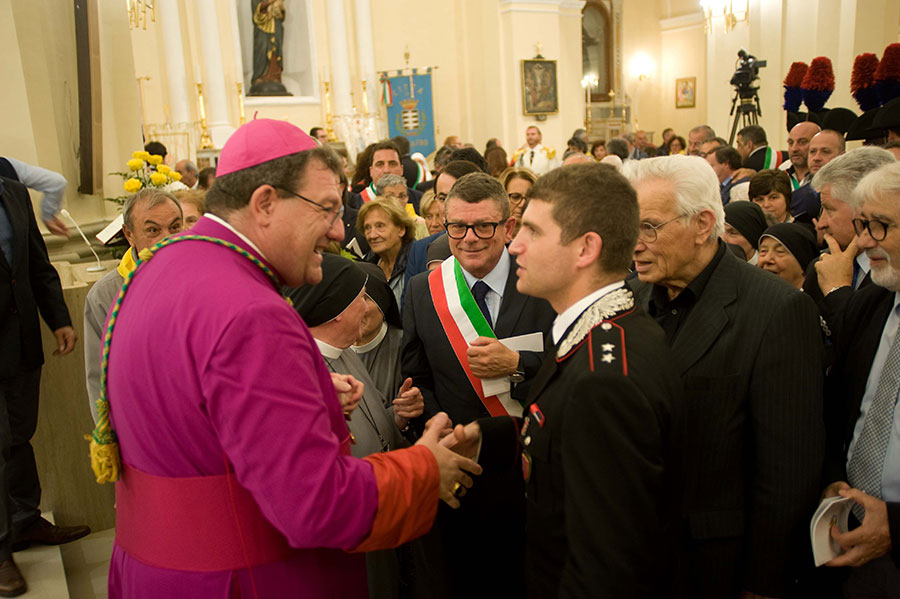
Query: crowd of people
4 95 900 597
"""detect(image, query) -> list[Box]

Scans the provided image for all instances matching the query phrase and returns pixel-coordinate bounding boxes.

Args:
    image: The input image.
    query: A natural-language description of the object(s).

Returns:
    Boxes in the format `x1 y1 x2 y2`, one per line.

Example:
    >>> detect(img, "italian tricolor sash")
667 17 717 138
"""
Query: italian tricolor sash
428 257 509 417
360 184 376 203
762 147 784 169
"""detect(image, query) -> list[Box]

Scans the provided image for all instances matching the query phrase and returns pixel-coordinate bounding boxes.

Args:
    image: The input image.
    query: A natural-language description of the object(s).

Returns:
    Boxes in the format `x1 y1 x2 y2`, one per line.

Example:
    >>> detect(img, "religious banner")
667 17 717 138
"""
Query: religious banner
380 68 436 157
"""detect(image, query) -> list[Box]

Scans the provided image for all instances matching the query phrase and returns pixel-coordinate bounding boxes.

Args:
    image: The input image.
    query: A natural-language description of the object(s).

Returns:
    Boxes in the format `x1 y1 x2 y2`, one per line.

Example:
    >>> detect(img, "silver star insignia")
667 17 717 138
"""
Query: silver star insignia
601 343 615 352
601 353 615 363
601 323 612 331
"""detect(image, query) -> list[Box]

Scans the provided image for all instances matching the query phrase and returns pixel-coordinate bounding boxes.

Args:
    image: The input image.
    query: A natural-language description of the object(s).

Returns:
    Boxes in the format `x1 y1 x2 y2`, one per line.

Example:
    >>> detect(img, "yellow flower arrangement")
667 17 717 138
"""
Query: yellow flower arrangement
123 178 143 193
110 147 183 208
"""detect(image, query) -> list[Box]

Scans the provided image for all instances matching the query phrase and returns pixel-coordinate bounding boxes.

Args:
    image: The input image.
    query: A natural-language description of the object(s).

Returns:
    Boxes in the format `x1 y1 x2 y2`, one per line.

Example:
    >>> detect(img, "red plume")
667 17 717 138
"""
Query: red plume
851 53 880 111
874 43 900 83
801 57 835 112
783 62 808 87
875 43 900 104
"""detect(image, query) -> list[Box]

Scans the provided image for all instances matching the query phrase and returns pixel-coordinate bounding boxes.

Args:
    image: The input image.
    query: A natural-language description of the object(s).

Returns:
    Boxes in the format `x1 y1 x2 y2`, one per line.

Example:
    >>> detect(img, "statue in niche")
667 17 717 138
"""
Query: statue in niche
249 0 292 96
582 2 611 102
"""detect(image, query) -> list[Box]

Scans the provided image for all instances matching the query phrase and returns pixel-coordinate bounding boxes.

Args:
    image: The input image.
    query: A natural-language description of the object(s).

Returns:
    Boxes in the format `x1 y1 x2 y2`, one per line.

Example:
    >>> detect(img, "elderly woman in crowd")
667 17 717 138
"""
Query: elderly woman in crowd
358 199 416 306
350 262 404 404
418 190 444 237
172 189 206 230
723 201 769 264
757 222 819 289
498 167 537 239
749 169 793 224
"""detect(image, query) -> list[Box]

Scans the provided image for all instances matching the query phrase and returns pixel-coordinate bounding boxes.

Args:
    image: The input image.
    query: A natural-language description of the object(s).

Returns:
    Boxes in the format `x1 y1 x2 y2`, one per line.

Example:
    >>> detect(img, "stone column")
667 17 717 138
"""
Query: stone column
196 0 234 147
158 0 191 127
326 0 352 116
354 0 377 114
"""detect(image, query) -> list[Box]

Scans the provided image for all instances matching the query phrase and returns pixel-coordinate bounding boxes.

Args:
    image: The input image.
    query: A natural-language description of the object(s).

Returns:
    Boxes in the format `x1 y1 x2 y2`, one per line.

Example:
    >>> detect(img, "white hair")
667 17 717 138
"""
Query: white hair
855 162 900 290
811 146 896 207
600 155 623 170
622 155 725 239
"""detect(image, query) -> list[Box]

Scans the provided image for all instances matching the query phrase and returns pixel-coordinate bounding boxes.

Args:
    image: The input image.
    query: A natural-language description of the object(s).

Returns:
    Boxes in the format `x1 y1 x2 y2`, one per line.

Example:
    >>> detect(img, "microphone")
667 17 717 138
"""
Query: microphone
60 209 106 273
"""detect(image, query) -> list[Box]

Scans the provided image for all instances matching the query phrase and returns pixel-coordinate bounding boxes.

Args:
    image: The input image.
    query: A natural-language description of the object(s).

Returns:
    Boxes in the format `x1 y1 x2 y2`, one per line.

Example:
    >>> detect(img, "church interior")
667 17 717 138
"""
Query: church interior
2 0 900 596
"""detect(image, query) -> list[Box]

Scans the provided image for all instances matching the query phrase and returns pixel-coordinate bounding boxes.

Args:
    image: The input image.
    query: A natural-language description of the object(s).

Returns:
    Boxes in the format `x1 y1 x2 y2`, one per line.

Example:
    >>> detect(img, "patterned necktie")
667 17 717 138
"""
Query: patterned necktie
529 150 534 166
847 314 900 520
472 280 493 329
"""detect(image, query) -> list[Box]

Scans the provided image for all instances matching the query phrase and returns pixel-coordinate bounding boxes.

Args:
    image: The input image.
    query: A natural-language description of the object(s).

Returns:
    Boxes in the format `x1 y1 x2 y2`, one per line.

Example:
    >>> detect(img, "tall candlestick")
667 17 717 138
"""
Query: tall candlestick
236 82 246 124
197 83 213 149
361 80 369 114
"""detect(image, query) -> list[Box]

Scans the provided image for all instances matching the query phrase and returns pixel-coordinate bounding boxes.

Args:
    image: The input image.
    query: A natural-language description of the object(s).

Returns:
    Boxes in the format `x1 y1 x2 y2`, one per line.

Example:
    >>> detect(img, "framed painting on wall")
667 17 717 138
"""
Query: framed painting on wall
522 59 559 115
676 77 696 109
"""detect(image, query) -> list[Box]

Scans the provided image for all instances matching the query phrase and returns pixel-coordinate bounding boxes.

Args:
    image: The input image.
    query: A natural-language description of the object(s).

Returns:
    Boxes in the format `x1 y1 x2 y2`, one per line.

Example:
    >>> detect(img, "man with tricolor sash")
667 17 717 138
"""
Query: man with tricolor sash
402 172 554 597
442 162 682 598
737 124 789 172
350 140 423 213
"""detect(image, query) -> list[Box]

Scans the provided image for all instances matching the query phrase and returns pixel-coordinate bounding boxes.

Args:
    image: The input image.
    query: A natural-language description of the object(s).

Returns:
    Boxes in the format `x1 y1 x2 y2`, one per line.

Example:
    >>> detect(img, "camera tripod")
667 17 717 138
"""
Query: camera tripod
728 89 762 145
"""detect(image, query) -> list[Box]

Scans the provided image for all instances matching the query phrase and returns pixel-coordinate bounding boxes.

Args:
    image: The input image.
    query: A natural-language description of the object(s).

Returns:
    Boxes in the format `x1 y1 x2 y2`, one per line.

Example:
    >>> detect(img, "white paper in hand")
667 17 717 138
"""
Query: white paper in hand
810 496 854 566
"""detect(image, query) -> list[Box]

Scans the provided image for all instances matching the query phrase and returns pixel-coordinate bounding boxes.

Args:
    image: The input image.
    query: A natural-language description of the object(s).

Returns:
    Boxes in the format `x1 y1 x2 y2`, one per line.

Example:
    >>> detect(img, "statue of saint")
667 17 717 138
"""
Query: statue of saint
249 0 292 96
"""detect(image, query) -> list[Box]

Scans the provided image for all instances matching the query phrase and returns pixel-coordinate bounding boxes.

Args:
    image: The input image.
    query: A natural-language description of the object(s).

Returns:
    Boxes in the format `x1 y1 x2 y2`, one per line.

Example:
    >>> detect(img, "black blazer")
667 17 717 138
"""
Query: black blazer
824 283 900 566
401 255 555 426
804 255 872 341
479 297 682 598
0 177 71 378
631 249 825 598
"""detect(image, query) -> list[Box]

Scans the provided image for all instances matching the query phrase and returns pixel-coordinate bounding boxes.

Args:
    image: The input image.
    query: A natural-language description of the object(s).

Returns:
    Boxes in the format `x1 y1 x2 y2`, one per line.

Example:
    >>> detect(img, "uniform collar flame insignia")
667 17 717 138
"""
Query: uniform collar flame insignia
556 287 634 358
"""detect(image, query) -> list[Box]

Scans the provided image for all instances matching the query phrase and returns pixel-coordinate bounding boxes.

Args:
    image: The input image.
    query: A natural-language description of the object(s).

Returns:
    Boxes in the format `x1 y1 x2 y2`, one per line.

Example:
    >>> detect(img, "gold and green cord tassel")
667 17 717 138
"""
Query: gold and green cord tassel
87 235 280 484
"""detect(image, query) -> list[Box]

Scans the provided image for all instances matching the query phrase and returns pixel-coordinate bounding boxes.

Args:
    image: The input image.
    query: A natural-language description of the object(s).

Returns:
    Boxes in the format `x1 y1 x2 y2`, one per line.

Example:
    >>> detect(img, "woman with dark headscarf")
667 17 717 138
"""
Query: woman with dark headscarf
757 223 819 289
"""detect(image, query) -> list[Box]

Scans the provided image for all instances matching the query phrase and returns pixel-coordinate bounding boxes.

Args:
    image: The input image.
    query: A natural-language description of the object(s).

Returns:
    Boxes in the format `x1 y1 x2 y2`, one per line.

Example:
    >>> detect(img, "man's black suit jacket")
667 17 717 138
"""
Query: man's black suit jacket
401 257 554 598
0 177 70 379
824 283 900 567
401 255 555 425
631 249 825 598
479 299 682 598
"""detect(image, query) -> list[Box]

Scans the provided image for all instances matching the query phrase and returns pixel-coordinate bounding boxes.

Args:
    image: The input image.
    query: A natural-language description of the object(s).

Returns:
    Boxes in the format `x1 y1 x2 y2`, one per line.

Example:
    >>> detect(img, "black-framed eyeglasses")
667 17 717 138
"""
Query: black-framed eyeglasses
274 186 343 225
638 215 684 243
853 217 897 242
444 220 506 239
508 193 527 204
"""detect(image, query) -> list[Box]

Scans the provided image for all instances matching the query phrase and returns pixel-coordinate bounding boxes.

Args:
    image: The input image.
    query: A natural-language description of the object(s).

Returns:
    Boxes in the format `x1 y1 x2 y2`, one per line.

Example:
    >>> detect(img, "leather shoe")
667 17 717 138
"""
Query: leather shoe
11 517 90 552
0 557 26 597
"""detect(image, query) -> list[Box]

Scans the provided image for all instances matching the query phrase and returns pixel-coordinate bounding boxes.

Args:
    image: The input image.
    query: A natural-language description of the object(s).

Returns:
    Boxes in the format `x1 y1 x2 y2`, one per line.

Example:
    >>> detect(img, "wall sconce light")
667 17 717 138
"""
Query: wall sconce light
629 53 654 82
700 0 748 34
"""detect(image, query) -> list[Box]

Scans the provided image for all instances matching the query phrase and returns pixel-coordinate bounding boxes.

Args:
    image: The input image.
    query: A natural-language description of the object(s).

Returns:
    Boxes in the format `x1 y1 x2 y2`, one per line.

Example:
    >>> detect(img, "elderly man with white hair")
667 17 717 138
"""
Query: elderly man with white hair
804 147 896 337
624 155 825 599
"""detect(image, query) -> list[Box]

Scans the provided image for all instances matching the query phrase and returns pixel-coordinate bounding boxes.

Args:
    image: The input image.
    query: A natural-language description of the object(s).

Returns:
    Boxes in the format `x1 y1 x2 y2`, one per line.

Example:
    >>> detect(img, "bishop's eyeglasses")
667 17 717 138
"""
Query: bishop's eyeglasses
275 186 344 226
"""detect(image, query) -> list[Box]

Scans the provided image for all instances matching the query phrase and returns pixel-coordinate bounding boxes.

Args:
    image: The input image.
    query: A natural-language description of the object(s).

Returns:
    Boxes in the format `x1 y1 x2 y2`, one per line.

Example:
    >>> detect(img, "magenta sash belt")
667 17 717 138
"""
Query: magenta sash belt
115 463 294 572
